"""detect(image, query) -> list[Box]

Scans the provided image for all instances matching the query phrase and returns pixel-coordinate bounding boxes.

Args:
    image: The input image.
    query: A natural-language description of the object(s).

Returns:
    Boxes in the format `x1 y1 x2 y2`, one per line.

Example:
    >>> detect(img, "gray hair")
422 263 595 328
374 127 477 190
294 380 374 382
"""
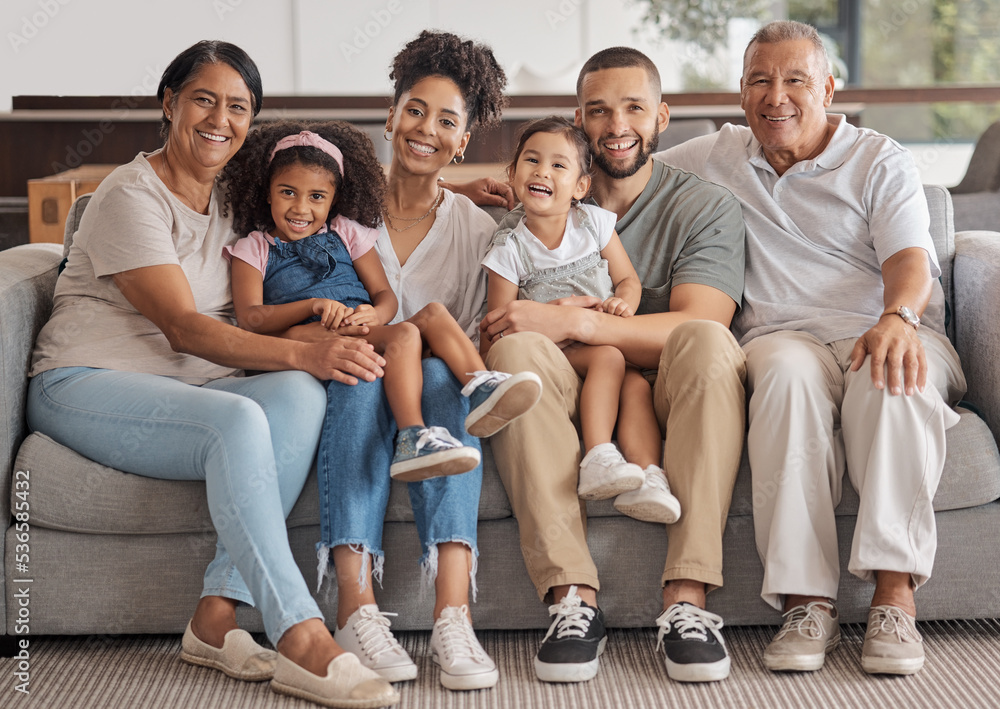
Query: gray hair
743 21 831 77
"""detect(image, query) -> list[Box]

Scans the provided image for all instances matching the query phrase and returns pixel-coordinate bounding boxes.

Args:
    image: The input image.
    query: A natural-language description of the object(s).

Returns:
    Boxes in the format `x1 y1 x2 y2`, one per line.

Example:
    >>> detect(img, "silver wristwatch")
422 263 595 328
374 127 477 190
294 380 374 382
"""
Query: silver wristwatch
891 305 920 330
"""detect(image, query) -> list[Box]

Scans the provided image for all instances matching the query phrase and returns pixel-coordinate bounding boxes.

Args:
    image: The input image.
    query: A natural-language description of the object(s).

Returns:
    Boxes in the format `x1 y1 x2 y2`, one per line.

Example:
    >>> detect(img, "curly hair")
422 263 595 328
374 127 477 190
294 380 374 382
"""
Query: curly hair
221 120 386 238
389 30 507 130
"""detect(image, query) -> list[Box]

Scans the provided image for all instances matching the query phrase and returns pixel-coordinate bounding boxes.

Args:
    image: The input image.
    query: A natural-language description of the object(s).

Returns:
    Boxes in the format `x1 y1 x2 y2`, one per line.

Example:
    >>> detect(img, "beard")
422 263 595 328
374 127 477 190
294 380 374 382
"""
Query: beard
592 129 660 180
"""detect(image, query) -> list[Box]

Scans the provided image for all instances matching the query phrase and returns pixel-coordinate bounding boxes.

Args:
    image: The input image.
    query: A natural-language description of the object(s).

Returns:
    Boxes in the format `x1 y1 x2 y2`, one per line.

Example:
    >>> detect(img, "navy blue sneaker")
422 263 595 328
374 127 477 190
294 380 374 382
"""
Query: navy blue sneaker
534 586 606 683
656 602 730 682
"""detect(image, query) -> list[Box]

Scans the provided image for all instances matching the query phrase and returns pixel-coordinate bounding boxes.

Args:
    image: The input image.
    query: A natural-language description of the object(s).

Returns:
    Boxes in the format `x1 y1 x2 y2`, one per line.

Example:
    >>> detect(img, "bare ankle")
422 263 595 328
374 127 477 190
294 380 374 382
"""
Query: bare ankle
276 619 342 677
551 584 597 607
783 595 835 614
663 580 706 610
190 596 239 649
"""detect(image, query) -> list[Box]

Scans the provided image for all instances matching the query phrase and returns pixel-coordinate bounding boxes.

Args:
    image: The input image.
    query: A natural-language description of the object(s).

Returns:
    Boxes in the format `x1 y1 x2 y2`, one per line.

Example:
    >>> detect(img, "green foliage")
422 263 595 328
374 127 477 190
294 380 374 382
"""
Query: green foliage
633 0 769 52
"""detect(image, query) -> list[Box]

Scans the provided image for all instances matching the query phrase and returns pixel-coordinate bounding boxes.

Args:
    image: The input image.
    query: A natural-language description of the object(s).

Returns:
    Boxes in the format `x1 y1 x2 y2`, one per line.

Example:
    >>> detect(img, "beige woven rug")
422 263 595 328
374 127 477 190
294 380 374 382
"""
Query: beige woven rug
3 620 999 708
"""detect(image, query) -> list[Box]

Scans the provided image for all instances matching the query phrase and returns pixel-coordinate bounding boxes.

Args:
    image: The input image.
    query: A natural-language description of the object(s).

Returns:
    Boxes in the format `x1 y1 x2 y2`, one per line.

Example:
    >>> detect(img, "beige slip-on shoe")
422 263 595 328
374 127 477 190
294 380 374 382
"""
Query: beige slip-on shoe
180 620 277 681
271 652 400 708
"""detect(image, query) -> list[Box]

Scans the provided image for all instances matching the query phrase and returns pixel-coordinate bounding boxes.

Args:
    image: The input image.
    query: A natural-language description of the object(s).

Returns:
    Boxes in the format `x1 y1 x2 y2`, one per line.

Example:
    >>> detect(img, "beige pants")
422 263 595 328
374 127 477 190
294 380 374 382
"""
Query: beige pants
744 329 967 610
486 320 747 601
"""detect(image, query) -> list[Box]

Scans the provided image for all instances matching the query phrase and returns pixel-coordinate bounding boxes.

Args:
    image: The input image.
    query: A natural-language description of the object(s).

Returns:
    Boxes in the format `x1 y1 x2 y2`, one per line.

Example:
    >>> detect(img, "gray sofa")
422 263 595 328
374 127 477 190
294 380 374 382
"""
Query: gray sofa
3 185 1000 642
950 120 1000 233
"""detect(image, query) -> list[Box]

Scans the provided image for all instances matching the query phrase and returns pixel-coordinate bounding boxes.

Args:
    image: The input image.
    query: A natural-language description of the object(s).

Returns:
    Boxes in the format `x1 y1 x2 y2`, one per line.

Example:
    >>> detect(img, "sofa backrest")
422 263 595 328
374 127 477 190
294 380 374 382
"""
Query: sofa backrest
924 184 956 343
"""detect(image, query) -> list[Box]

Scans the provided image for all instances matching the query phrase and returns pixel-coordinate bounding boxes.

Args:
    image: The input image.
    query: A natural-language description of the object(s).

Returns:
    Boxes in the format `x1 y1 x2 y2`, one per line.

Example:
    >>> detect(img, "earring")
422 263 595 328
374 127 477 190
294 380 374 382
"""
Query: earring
383 127 392 141
453 152 465 165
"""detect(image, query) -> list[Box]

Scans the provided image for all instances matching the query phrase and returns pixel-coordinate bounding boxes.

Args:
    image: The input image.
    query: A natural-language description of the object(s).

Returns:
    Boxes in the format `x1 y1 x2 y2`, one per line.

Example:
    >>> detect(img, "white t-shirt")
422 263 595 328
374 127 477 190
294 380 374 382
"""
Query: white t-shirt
30 151 240 385
657 115 945 345
481 202 616 286
375 189 494 344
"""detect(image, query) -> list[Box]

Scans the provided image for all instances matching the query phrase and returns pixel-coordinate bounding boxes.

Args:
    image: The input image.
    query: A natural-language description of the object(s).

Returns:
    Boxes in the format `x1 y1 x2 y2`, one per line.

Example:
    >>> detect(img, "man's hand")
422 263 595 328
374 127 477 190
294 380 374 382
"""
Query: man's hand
850 314 927 395
442 177 516 210
480 296 602 345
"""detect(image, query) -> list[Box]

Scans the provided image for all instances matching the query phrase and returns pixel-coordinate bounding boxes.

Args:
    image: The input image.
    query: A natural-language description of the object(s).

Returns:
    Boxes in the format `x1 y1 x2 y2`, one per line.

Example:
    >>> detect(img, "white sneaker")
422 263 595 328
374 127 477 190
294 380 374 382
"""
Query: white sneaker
578 443 644 500
333 604 417 682
613 466 681 524
430 606 499 690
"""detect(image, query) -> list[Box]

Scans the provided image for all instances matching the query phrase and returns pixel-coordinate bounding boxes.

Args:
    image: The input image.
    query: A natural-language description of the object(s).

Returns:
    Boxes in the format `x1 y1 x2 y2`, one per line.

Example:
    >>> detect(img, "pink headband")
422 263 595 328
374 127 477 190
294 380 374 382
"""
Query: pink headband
269 131 345 176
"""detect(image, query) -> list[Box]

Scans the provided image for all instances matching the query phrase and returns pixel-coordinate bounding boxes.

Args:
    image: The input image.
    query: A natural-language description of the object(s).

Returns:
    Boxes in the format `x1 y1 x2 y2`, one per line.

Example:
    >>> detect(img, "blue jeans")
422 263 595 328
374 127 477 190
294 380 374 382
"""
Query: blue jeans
317 357 481 592
26 367 327 645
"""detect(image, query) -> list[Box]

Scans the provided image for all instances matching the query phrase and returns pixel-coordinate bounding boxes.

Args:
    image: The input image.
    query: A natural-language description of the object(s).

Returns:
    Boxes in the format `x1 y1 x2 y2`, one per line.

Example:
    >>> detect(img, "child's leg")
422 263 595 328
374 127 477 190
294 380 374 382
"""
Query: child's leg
364 323 425 429
365 323 480 482
613 367 682 524
407 302 483 385
563 344 626 452
617 367 663 469
408 303 542 438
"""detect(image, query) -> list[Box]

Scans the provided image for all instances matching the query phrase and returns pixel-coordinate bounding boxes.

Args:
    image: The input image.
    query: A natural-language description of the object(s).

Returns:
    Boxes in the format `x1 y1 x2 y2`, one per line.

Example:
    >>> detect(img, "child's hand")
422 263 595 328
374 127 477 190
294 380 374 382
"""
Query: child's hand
313 299 353 330
602 296 633 317
341 303 382 327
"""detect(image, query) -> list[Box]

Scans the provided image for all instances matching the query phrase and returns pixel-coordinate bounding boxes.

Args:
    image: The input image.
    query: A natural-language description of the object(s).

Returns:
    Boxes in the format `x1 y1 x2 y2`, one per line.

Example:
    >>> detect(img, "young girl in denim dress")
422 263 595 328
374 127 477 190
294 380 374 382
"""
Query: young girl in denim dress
483 116 681 524
223 120 539 482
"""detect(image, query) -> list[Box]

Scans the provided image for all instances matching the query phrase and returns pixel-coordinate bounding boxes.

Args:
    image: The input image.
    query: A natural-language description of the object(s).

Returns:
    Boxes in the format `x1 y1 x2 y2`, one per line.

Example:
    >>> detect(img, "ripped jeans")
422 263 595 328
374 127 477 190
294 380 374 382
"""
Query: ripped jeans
316 357 481 596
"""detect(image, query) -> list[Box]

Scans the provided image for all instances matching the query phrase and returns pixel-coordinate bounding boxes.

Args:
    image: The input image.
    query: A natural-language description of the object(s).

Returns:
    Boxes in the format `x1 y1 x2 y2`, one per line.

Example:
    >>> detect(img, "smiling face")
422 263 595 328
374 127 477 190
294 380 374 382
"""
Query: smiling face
575 66 669 181
740 38 836 171
386 75 471 177
162 61 253 175
267 162 337 242
510 130 591 220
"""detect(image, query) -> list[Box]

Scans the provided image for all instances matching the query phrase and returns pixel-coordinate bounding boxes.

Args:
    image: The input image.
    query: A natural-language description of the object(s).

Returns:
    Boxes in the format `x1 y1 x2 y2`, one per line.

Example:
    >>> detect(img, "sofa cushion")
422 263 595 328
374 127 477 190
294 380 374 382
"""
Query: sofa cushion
15 431 512 535
586 409 1000 519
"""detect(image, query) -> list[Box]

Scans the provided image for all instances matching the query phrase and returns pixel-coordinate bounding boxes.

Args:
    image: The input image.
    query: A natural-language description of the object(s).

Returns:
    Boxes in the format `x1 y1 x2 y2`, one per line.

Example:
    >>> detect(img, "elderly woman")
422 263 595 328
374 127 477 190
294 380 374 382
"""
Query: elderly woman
316 31 508 692
26 41 397 709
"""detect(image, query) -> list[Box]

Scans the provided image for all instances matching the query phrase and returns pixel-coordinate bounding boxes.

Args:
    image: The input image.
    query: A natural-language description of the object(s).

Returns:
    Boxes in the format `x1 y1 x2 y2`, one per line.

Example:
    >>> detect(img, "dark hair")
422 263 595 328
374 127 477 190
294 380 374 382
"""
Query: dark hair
157 40 263 141
575 46 661 101
507 116 593 199
221 120 386 237
389 30 507 130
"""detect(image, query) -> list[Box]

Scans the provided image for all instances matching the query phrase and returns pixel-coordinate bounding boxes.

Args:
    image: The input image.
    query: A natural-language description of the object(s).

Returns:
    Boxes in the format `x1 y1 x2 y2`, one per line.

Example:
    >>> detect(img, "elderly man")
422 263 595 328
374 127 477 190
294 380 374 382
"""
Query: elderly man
479 47 746 684
658 20 966 675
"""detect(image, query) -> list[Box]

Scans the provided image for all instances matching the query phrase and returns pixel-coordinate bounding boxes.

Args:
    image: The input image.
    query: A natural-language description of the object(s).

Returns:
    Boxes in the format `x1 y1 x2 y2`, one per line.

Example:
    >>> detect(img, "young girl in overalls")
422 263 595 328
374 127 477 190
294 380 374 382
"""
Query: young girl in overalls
224 120 540 482
482 116 681 524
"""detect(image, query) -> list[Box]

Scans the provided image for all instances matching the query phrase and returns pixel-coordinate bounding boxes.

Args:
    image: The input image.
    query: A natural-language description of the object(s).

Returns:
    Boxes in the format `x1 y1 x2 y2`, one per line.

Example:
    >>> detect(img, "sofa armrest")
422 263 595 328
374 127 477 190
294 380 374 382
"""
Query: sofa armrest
954 230 1000 441
1 244 62 512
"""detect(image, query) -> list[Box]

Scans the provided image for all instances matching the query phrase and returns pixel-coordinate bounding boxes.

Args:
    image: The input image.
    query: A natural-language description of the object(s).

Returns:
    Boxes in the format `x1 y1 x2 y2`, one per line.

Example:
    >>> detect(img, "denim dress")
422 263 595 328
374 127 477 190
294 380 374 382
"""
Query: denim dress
262 232 371 322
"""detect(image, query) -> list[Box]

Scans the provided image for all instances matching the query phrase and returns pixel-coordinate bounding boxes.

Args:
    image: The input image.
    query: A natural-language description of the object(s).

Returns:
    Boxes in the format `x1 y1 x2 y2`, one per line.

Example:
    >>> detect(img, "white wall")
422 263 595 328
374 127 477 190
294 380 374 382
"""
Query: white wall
1 0 688 112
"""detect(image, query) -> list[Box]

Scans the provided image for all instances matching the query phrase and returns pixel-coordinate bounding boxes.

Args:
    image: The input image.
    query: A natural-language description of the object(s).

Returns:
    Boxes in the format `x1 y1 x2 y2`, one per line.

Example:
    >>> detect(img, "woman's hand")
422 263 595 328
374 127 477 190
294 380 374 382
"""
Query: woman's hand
602 296 633 317
301 335 386 385
312 299 353 330
340 303 382 327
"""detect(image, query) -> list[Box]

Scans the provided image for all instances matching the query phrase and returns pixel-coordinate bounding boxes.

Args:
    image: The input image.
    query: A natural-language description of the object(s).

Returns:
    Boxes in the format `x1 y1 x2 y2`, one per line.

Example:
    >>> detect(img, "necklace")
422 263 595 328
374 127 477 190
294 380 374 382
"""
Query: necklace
383 188 443 232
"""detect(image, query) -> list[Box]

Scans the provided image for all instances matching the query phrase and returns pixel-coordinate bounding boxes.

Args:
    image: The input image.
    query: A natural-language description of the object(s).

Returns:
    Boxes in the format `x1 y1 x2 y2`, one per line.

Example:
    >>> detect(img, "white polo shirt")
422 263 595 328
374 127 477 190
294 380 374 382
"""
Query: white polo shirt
657 114 945 345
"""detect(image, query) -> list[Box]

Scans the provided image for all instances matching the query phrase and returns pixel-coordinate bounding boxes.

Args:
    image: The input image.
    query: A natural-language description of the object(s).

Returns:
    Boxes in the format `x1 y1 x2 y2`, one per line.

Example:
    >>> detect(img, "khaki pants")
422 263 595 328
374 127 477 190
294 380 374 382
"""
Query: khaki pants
744 329 966 610
486 320 747 601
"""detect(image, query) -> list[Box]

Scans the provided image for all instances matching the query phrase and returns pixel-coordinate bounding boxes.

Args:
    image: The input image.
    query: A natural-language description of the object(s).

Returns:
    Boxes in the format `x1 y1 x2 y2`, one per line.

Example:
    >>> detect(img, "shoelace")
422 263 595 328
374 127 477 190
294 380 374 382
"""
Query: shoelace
415 426 464 453
353 606 405 661
544 587 596 641
461 370 508 396
435 606 487 661
868 606 921 644
656 604 726 651
773 601 836 641
644 469 670 493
